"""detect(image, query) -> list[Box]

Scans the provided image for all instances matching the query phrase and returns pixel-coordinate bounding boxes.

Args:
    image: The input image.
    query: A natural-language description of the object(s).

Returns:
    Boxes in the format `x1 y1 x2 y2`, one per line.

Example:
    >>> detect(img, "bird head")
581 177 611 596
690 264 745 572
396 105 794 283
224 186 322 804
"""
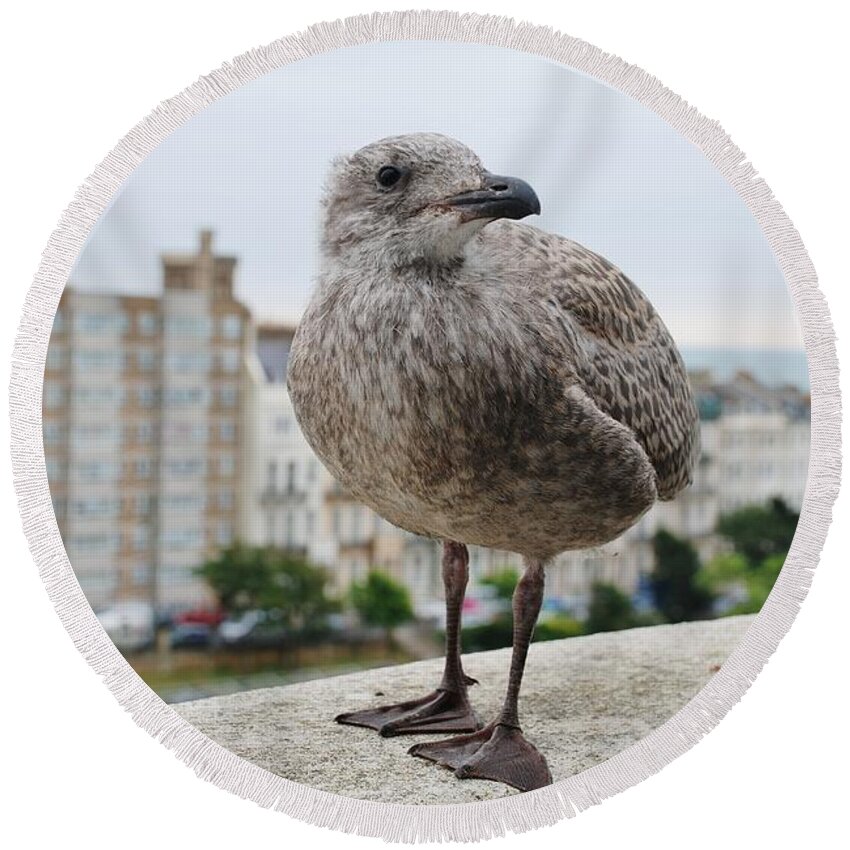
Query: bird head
320 133 540 269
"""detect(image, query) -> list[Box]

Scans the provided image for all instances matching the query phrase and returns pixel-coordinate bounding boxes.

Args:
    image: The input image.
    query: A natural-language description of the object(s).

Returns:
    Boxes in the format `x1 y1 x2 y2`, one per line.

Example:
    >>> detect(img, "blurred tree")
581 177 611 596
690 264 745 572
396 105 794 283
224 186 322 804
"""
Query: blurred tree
585 581 638 633
350 571 414 643
699 551 750 585
699 551 785 616
462 617 513 652
745 553 785 610
717 497 799 565
480 569 519 600
534 615 584 641
463 612 584 652
196 543 335 635
650 530 715 623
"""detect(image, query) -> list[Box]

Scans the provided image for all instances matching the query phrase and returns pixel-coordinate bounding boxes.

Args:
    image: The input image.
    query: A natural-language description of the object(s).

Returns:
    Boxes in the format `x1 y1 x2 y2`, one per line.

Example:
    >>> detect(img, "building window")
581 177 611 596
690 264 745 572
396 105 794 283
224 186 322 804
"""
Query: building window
137 421 155 443
218 490 234 511
72 386 124 406
70 424 121 448
161 495 205 514
219 421 236 442
43 422 64 446
133 525 150 551
74 311 128 335
137 348 156 371
220 314 242 340
161 528 203 550
274 416 291 433
164 422 207 442
164 386 208 406
135 458 153 479
72 349 123 370
68 533 121 555
51 495 66 520
43 382 65 409
219 385 237 407
132 563 151 587
71 497 120 518
266 461 277 490
46 346 65 370
135 494 152 515
45 458 65 482
164 316 211 339
164 351 210 373
217 521 233 547
52 310 65 334
219 454 235 478
76 461 120 484
137 385 157 407
220 348 240 373
138 312 159 336
166 458 206 478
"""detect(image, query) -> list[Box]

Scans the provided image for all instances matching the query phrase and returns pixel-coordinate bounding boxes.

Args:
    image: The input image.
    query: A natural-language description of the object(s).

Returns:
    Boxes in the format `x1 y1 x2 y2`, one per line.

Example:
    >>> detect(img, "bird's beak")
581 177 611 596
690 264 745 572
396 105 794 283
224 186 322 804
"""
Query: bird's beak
444 172 541 221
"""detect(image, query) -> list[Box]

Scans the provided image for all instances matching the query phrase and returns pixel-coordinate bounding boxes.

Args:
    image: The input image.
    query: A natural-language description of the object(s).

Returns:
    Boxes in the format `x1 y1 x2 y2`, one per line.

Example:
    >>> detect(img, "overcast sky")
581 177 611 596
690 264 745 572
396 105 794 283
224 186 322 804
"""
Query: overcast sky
70 41 802 350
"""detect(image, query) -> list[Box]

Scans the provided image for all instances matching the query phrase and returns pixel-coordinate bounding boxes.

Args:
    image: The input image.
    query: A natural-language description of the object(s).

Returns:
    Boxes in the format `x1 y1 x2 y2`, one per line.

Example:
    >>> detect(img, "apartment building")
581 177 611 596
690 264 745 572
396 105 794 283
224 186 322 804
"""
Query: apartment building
239 324 335 569
43 231 248 611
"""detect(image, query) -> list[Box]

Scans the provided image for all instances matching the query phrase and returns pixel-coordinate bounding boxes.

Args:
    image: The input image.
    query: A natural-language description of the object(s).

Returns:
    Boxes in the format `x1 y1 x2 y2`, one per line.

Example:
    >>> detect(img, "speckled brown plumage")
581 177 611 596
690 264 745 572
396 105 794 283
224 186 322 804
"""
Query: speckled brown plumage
287 134 700 790
288 134 699 561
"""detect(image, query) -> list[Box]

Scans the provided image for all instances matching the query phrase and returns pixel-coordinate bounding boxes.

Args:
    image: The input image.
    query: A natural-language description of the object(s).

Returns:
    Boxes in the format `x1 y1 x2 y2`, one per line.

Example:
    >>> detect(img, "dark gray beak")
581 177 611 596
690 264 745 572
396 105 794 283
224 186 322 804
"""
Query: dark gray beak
445 172 541 221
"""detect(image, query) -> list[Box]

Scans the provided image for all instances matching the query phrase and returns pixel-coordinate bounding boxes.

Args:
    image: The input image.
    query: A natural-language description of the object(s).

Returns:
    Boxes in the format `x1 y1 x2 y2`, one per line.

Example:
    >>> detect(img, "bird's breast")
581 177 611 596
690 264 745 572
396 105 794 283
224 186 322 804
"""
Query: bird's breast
287 267 658 556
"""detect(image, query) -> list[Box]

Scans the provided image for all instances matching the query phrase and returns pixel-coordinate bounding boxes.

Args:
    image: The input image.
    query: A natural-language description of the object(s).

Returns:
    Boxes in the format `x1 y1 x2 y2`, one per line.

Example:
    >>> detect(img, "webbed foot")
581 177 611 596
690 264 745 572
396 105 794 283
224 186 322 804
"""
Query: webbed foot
336 682 481 737
409 722 552 792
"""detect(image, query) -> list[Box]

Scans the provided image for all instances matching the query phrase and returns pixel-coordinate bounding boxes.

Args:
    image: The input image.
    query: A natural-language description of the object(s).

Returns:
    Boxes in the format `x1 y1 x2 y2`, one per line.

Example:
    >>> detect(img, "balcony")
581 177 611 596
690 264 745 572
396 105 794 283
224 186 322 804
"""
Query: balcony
259 483 307 507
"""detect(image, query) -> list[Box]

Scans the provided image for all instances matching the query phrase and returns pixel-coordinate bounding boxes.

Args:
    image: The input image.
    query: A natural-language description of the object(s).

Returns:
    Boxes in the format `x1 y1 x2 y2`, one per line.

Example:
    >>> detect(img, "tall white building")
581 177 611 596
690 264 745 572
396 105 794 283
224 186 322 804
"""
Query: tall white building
239 324 335 569
44 231 249 612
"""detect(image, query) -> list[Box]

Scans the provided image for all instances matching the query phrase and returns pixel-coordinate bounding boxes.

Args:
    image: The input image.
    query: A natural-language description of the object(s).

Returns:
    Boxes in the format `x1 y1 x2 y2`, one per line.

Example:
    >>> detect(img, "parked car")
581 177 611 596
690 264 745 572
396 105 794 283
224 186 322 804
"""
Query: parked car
216 610 289 649
170 622 214 649
217 610 265 644
172 608 225 628
97 601 155 652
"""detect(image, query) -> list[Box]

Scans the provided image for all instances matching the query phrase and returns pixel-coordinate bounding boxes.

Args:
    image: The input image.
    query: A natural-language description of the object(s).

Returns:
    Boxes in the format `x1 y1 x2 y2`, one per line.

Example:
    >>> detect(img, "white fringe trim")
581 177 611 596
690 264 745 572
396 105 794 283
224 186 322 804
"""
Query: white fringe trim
8 10 840 843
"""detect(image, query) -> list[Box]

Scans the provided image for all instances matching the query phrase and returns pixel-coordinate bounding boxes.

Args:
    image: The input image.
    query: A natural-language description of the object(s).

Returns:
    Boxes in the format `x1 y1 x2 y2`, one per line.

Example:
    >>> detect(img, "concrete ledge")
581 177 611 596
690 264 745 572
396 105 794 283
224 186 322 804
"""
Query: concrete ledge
175 615 754 804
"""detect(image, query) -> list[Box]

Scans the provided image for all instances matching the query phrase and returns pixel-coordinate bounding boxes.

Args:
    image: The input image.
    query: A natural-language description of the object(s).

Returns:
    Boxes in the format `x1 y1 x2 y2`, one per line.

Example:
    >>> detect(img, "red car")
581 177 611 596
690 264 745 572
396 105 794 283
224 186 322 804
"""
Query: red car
172 608 225 627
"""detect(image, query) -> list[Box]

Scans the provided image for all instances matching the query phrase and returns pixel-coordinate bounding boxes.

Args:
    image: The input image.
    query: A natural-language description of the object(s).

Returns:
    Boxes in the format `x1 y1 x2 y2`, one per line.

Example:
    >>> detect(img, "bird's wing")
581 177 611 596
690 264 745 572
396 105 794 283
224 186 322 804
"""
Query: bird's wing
492 222 700 500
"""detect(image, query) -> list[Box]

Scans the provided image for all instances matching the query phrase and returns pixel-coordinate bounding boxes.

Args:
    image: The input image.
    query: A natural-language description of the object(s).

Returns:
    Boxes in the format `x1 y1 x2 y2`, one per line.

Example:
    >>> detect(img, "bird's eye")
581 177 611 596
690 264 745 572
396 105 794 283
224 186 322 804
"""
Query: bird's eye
376 165 405 189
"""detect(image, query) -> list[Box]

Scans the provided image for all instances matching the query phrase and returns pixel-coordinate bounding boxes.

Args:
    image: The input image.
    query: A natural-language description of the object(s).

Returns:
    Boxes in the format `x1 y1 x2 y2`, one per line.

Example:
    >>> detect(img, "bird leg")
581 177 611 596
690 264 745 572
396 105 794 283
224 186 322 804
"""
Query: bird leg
409 558 552 792
335 541 481 737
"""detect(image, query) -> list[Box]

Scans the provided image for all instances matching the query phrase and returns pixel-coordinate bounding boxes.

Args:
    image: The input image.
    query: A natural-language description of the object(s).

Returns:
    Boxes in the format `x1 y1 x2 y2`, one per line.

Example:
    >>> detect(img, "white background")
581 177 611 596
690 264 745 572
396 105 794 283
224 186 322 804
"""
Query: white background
1 2 847 847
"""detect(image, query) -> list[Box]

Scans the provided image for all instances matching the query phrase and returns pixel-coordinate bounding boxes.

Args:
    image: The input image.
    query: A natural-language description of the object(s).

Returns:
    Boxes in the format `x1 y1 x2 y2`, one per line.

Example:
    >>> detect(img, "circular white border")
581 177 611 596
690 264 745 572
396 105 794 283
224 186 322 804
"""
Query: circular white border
9 10 841 842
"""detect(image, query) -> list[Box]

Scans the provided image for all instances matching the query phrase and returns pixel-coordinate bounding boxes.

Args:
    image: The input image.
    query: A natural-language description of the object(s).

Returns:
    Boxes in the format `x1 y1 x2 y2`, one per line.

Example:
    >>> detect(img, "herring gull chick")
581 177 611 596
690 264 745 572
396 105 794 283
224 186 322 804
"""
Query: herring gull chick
287 133 700 792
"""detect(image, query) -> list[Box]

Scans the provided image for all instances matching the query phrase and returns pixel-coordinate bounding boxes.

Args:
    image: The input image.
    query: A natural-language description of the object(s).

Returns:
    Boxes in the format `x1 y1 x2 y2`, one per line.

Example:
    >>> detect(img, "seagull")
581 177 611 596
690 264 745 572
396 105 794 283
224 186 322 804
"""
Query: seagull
287 133 700 792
